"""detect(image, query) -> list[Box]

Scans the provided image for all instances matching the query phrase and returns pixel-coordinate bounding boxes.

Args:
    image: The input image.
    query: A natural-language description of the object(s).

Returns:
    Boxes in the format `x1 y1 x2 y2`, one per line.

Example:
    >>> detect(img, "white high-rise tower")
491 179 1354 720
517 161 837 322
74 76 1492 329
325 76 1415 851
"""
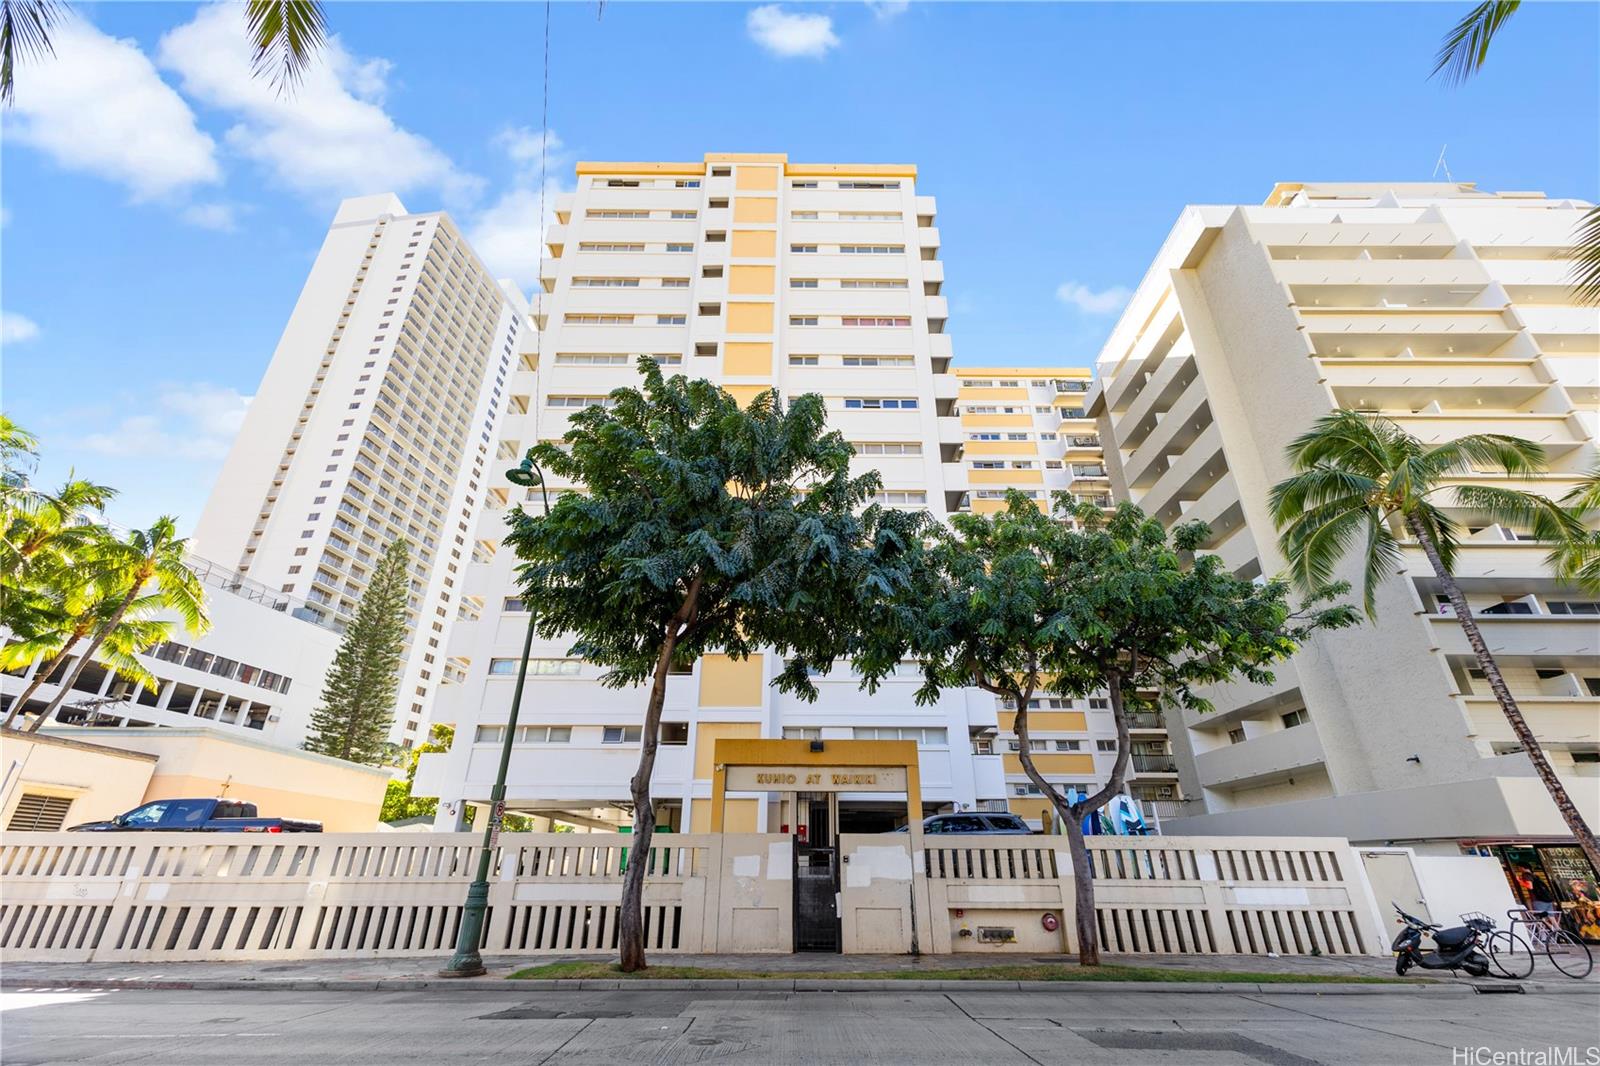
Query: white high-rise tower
195 194 528 747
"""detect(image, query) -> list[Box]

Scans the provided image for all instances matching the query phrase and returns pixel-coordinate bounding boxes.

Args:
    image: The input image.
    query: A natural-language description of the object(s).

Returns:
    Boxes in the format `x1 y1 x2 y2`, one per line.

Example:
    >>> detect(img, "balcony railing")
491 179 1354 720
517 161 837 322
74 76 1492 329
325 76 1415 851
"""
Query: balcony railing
1133 754 1178 773
1127 712 1164 730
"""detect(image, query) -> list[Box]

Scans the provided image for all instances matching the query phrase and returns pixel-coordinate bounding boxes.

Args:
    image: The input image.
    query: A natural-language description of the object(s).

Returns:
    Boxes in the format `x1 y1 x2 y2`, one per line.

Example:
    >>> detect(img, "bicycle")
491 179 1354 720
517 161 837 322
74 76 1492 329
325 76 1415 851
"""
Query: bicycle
1460 911 1535 979
1507 907 1594 979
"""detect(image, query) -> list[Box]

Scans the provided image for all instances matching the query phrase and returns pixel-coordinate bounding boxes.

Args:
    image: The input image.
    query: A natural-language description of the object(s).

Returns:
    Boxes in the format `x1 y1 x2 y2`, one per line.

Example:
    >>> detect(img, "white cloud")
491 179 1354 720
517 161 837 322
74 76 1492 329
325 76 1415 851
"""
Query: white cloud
181 203 241 232
158 5 479 205
865 1 911 20
1 312 42 343
75 383 251 461
1056 281 1132 315
7 15 219 200
747 5 840 58
467 127 569 290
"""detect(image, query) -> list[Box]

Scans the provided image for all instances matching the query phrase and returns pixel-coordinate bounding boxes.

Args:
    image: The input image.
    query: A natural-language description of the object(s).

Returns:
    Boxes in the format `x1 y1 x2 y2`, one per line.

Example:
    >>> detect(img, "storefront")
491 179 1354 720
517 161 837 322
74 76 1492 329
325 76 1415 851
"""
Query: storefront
1464 839 1600 941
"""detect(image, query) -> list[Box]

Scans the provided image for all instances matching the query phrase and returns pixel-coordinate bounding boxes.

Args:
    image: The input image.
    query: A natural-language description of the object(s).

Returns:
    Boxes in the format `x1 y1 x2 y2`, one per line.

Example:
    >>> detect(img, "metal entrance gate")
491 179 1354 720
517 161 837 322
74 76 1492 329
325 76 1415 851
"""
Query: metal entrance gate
793 794 840 951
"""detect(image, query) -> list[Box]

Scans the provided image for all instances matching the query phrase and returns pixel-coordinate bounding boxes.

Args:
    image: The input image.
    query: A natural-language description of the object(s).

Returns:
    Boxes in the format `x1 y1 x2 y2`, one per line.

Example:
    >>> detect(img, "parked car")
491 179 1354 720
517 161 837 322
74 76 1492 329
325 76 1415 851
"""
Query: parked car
68 798 322 833
897 812 1035 835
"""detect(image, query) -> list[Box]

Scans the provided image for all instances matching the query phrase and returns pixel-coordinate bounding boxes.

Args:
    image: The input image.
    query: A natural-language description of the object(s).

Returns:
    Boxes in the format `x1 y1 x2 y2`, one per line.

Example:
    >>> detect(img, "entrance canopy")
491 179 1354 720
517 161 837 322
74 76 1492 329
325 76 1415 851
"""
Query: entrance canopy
709 739 922 832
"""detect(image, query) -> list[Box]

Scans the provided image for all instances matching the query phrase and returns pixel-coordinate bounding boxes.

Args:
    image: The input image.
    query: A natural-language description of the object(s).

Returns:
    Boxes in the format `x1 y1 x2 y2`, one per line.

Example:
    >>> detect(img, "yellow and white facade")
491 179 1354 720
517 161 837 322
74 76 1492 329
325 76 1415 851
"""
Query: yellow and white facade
419 153 1174 832
1089 181 1599 851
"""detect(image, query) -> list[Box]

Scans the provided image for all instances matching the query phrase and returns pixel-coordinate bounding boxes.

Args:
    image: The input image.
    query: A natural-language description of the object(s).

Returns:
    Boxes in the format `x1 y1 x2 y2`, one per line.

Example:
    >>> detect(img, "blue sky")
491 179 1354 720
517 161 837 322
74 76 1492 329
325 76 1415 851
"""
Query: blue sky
3 1 1596 534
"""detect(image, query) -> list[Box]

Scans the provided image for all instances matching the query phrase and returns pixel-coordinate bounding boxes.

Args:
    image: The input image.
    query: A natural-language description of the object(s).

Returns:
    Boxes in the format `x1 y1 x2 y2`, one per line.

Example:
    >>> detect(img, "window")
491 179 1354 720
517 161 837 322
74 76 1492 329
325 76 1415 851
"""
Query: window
1548 601 1600 615
666 243 694 253
854 726 947 745
873 490 927 506
853 441 921 456
572 277 640 287
670 210 698 219
840 211 902 221
1053 739 1082 751
790 278 819 288
789 355 819 366
783 726 822 740
790 244 818 254
839 245 903 255
791 180 818 189
789 316 819 327
1281 709 1310 729
548 396 615 409
604 179 640 188
578 242 645 252
656 314 688 325
791 210 819 220
1088 698 1109 710
840 279 908 289
660 722 689 745
522 726 572 744
602 726 643 744
842 316 911 327
1096 739 1116 752
503 596 527 612
564 313 634 325
676 179 701 188
586 209 649 219
844 397 917 410
839 180 900 190
475 725 505 743
702 266 723 278
487 658 581 676
661 278 690 288
6 793 73 831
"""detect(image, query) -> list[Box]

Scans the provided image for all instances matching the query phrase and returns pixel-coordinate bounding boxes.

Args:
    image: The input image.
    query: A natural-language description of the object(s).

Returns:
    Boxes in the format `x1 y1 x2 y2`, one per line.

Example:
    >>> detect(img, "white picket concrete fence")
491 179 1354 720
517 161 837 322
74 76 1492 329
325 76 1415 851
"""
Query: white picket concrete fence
0 831 1387 962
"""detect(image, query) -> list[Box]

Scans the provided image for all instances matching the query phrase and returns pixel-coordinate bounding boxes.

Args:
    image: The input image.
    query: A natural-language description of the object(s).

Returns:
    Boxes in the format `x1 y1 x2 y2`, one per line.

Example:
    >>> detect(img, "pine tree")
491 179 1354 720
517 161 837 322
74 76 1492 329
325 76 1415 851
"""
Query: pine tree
304 537 411 764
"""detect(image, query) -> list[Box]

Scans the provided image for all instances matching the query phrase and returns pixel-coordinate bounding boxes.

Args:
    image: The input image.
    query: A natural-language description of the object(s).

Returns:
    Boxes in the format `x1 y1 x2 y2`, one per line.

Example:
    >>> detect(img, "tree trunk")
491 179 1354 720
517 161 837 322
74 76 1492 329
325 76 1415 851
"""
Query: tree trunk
31 574 149 732
1406 512 1600 874
1 646 73 729
618 577 702 973
1008 676 1105 965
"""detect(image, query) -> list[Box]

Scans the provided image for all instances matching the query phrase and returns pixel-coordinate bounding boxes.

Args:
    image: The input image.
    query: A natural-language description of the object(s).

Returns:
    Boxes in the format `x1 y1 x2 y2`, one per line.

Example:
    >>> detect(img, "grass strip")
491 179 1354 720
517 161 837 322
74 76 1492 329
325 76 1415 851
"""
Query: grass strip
507 961 1413 984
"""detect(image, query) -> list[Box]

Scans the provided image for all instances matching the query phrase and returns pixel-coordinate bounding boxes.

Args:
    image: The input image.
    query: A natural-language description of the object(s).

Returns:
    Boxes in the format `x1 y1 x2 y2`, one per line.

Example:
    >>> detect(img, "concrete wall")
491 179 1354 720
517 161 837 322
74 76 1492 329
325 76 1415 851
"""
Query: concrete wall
0 730 157 829
37 727 391 831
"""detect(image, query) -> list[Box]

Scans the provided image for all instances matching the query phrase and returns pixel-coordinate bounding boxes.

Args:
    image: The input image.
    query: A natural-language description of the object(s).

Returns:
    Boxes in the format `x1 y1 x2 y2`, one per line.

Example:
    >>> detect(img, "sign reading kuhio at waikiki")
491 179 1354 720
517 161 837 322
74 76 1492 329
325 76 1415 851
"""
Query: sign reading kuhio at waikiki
725 766 909 793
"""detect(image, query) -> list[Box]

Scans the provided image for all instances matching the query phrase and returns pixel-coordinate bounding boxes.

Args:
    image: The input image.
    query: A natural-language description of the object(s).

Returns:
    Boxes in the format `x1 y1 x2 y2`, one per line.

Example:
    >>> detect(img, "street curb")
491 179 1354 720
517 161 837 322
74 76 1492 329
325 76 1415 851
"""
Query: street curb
4 977 1595 995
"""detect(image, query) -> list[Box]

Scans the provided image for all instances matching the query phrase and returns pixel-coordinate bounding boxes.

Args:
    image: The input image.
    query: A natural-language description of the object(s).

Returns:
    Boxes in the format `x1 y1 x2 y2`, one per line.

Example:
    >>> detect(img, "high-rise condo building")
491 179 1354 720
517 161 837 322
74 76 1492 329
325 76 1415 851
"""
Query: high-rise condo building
1088 183 1599 867
194 194 528 747
417 153 1175 833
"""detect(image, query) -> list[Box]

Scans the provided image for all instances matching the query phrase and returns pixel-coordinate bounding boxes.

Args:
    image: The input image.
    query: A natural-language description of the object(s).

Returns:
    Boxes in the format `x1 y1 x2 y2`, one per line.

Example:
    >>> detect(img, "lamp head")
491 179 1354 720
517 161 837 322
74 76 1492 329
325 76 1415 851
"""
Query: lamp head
506 456 542 488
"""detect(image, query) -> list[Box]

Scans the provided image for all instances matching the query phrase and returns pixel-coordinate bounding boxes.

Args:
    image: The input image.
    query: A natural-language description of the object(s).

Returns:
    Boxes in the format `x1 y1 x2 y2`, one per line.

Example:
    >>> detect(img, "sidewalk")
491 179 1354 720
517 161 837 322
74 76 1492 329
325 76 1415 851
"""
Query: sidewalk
4 951 1596 995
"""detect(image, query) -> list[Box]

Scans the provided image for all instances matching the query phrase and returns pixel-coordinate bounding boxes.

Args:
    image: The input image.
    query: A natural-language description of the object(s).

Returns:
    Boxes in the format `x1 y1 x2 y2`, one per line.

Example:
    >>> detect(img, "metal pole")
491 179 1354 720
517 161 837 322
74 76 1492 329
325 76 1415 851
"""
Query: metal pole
441 457 548 978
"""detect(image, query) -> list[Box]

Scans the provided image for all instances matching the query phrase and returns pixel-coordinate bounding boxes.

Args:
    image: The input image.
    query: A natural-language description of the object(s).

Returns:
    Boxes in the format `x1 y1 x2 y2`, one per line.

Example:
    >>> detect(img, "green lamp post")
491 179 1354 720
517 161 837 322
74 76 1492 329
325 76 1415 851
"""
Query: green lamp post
440 453 550 978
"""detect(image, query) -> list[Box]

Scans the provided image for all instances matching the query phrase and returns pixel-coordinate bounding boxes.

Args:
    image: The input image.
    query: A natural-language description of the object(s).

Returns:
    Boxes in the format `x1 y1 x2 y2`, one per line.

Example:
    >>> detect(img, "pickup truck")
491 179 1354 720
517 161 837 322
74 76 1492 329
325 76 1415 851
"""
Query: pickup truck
68 798 322 833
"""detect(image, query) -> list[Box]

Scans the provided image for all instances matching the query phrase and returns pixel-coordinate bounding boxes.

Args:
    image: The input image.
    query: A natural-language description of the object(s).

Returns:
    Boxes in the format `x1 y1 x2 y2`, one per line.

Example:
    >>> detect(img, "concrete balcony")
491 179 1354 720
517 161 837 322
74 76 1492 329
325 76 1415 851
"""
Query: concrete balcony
921 259 945 285
1273 258 1491 289
1391 412 1583 452
544 224 566 253
1116 354 1198 450
1428 614 1599 659
1138 421 1227 519
917 226 940 250
1105 301 1185 414
1462 696 1600 745
1485 260 1582 287
1193 722 1325 789
1299 307 1517 336
1131 754 1180 775
1252 221 1457 250
928 334 954 361
1171 471 1241 533
925 295 949 322
1516 306 1600 336
1124 382 1210 490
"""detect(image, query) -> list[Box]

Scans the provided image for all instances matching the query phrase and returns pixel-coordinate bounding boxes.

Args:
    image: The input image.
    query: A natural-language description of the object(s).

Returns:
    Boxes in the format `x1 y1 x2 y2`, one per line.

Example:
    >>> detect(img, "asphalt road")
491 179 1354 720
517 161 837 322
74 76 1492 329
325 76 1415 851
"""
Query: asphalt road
2 987 1597 1065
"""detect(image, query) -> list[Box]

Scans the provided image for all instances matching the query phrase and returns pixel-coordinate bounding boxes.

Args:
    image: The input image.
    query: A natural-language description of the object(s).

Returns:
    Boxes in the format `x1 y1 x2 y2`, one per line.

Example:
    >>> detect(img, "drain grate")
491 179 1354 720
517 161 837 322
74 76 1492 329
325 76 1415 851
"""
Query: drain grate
1075 1029 1323 1066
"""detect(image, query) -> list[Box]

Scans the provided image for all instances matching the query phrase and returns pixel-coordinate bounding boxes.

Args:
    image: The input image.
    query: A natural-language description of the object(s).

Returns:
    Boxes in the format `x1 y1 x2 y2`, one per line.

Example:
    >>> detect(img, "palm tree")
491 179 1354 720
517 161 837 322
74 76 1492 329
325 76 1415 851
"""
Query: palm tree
1270 410 1598 872
1551 467 1600 594
1432 1 1600 306
28 517 209 732
1 0 324 104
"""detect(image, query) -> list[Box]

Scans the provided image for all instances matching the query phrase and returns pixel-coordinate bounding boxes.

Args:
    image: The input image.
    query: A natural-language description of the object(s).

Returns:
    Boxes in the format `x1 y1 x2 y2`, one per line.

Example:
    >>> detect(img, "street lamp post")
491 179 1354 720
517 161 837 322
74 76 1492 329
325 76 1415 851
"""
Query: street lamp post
440 454 549 978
